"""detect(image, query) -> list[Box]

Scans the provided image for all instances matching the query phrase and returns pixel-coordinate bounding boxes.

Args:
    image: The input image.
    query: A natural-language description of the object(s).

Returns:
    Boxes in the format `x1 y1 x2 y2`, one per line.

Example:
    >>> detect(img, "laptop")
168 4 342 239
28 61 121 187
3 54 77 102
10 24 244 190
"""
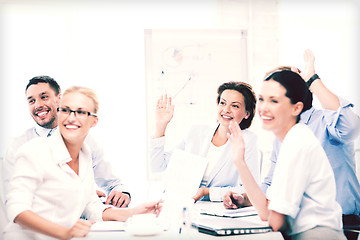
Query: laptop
192 215 273 236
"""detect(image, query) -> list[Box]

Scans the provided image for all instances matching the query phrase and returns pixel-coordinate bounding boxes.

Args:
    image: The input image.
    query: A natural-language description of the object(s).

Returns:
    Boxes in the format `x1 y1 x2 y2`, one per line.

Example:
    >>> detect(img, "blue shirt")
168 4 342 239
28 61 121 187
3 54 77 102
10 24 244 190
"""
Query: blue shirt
262 98 360 215
2 126 129 204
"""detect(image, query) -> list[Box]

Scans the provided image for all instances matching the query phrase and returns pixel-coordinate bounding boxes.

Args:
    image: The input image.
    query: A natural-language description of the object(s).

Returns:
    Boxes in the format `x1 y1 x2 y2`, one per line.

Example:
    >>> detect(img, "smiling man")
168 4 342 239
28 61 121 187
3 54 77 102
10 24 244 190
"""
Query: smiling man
2 76 131 208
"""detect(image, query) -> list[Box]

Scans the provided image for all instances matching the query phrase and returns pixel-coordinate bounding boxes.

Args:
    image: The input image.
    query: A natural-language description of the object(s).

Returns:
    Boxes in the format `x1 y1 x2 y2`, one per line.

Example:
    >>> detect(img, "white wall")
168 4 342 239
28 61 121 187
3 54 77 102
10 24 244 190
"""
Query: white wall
1 0 359 204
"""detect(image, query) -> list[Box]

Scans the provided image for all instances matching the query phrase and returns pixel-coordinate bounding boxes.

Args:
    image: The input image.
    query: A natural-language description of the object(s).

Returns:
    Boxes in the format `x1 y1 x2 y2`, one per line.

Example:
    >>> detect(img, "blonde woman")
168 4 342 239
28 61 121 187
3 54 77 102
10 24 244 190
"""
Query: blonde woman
5 86 159 240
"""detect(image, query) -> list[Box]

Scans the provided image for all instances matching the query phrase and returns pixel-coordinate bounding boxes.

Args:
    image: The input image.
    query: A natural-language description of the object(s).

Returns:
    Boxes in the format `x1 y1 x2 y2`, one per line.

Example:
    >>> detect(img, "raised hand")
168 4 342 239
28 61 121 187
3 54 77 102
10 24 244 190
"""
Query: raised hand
300 49 316 82
154 94 175 138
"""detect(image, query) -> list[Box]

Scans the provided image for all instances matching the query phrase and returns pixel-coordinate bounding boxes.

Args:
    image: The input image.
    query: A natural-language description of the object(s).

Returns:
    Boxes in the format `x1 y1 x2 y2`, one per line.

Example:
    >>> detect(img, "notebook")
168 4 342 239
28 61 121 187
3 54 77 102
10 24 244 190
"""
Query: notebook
192 215 272 236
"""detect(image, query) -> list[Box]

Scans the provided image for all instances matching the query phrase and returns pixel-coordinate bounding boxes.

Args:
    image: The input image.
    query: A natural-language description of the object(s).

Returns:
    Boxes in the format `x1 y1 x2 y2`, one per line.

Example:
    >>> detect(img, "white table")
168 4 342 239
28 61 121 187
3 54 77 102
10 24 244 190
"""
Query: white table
81 230 283 239
77 202 283 240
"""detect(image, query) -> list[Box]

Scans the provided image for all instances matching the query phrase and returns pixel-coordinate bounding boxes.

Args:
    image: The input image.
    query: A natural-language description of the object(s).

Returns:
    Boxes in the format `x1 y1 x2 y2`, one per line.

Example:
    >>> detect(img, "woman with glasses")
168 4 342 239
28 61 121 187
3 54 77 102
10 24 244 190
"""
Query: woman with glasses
4 86 160 240
228 70 345 239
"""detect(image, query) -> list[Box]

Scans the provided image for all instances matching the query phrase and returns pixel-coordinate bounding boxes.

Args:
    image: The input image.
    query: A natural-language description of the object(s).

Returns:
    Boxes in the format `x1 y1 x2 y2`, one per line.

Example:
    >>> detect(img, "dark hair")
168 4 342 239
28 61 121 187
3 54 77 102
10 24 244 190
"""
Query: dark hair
217 81 256 130
264 70 313 122
25 76 61 95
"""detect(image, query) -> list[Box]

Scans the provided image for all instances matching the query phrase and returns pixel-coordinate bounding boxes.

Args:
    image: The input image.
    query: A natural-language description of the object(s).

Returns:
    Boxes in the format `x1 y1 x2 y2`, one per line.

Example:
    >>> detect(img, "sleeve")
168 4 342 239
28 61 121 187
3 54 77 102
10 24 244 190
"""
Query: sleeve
149 133 187 172
83 185 112 222
323 97 360 143
6 144 44 223
149 136 172 172
266 139 312 218
209 185 245 202
85 134 128 196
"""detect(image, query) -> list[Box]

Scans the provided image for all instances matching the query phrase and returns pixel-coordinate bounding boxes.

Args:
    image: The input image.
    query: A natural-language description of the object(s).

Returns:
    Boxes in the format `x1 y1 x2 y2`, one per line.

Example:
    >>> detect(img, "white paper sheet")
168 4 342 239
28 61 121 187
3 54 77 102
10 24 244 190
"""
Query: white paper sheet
161 149 208 200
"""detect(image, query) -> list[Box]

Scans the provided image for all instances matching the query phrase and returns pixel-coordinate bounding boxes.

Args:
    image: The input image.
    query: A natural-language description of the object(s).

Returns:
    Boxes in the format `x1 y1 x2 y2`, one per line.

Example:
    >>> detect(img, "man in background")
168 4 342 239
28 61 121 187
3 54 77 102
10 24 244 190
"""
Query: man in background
2 76 131 208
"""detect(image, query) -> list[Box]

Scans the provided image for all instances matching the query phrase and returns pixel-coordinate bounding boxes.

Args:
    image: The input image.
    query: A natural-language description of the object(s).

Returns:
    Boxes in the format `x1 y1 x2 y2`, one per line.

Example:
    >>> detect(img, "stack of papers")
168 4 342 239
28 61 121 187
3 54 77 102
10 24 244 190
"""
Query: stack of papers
198 203 258 218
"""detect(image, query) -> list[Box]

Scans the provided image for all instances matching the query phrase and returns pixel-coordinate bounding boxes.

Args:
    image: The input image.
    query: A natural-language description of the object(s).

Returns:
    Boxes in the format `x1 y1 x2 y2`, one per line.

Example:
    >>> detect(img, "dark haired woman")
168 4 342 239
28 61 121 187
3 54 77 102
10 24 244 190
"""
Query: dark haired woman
228 70 345 239
150 82 260 202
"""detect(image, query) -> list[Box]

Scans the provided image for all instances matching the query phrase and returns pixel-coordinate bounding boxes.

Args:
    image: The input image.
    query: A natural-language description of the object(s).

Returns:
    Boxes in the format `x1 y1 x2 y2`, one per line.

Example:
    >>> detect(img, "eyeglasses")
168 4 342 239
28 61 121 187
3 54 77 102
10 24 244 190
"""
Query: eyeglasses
57 107 97 118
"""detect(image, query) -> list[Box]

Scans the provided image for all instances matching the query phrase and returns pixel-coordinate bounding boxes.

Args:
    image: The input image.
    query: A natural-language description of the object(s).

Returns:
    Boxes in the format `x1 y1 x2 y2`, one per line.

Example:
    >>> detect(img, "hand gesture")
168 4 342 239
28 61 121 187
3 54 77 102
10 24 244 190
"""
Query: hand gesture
66 219 93 239
154 94 175 137
228 121 246 168
223 191 245 209
105 191 131 208
299 49 316 82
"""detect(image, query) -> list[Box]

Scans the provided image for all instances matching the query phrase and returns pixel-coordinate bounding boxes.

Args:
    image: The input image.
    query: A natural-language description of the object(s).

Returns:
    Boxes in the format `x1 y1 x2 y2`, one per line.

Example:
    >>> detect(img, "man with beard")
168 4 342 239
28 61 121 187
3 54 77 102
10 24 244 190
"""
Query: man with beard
2 76 131 209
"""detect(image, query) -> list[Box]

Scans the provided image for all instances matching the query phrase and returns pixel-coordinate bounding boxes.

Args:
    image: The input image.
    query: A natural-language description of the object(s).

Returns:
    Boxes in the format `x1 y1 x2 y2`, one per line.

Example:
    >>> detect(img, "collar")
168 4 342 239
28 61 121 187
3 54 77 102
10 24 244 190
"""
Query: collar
48 130 72 165
34 125 57 137
48 130 92 168
300 107 315 125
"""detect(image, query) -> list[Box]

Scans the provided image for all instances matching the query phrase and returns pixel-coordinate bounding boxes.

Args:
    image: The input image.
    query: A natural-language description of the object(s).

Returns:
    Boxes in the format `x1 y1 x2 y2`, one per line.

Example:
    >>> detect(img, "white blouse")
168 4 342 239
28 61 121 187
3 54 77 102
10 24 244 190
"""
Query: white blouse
202 143 226 184
267 123 343 235
5 129 109 239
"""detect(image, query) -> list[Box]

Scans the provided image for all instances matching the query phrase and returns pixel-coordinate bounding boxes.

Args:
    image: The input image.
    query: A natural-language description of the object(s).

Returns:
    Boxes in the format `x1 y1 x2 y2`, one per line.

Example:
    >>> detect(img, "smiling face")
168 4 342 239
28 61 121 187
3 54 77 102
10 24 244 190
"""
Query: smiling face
58 92 98 145
217 89 249 129
26 82 61 129
257 79 302 141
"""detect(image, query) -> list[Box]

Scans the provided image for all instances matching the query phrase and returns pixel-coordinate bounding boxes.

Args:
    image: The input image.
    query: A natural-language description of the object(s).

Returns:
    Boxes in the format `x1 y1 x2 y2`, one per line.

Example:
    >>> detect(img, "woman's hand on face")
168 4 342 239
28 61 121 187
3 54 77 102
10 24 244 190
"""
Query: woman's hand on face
228 121 246 167
155 94 174 125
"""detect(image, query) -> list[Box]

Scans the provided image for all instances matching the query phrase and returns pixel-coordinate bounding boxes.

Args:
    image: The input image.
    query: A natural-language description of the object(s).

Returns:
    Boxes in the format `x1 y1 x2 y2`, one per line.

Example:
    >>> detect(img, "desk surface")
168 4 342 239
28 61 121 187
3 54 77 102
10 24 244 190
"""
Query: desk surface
80 230 283 240
77 202 283 240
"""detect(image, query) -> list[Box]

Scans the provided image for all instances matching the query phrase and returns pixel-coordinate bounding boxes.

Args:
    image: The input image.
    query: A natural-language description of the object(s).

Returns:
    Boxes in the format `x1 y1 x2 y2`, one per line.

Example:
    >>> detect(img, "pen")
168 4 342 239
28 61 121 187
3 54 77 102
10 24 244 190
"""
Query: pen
154 190 165 213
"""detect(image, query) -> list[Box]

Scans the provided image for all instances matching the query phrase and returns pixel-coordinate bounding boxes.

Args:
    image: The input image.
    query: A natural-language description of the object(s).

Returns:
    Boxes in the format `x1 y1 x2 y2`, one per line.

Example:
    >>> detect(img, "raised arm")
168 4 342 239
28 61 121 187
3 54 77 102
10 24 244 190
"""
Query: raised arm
154 94 175 138
228 121 269 220
300 49 340 110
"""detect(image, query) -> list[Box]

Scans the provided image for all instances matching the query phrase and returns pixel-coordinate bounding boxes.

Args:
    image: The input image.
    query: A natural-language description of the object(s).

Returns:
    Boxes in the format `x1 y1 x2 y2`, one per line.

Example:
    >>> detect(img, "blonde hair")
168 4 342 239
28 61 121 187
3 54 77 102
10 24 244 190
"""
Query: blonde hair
63 86 99 113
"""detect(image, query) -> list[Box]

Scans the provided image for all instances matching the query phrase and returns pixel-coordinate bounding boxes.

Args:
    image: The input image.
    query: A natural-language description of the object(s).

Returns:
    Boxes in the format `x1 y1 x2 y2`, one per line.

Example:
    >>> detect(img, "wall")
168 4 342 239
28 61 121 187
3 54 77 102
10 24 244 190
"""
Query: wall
1 0 358 204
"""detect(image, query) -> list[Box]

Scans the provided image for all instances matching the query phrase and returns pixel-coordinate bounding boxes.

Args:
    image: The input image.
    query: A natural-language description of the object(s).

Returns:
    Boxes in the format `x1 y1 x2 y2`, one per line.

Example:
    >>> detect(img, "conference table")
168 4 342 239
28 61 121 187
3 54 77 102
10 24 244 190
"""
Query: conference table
76 201 284 240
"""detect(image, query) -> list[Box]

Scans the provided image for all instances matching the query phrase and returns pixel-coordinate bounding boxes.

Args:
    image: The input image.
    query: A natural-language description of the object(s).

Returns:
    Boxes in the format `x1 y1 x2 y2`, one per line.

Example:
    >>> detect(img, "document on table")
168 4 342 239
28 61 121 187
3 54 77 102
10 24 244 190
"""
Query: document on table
161 149 208 200
196 202 258 218
200 206 258 218
91 221 126 232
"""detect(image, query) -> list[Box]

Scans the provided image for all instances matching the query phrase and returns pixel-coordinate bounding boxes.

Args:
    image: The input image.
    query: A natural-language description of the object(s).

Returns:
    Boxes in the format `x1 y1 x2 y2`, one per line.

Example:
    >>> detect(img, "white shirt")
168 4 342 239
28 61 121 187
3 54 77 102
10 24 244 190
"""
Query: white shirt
5 129 109 238
2 125 128 205
202 143 226 184
266 123 343 235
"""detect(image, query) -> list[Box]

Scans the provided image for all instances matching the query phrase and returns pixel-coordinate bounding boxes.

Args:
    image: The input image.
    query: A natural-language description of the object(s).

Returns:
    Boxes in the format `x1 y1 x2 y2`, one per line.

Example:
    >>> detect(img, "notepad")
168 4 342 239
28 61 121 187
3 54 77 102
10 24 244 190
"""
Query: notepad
200 206 258 218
